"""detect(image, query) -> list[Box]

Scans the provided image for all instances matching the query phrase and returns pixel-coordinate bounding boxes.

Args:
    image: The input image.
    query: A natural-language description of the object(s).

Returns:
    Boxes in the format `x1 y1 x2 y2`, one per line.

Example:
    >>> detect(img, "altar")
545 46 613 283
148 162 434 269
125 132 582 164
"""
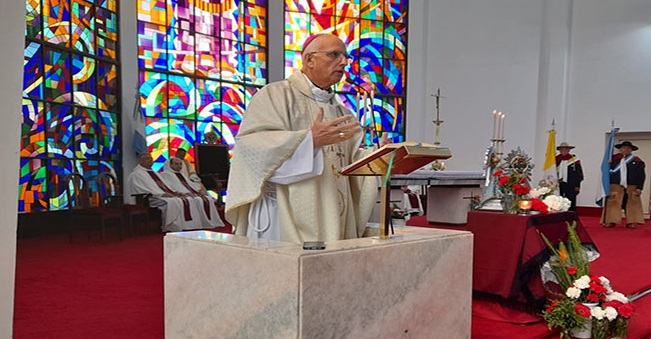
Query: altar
164 227 473 338
391 170 485 224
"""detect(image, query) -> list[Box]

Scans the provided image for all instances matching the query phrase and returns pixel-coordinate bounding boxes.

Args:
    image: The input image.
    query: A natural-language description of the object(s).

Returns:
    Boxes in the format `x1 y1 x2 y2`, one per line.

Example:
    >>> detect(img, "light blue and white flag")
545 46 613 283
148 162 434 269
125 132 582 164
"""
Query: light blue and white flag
132 91 148 158
595 127 619 206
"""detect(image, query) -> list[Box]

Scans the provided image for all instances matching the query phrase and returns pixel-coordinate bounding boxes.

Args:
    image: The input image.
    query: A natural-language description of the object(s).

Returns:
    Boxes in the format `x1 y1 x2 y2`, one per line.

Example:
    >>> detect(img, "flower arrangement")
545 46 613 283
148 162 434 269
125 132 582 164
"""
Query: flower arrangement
493 169 530 213
540 222 635 339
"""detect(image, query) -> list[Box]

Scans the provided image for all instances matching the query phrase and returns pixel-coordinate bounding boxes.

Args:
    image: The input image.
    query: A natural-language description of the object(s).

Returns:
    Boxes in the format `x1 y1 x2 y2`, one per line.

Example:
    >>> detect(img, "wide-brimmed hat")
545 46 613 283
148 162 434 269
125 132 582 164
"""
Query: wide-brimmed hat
556 142 575 150
615 141 639 151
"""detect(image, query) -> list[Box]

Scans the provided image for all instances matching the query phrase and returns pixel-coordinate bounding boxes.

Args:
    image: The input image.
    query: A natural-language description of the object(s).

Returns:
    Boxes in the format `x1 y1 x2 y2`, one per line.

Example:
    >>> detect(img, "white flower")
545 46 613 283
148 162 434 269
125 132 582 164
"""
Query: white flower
599 276 614 294
591 307 605 320
566 286 581 299
604 306 618 321
574 275 591 289
606 291 629 303
530 187 550 199
542 195 572 212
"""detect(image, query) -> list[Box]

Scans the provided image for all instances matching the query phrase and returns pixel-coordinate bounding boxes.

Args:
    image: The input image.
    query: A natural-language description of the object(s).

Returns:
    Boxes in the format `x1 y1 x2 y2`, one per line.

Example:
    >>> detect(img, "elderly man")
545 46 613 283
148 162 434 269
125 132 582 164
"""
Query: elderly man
162 157 224 228
226 34 385 244
128 152 210 232
602 141 646 228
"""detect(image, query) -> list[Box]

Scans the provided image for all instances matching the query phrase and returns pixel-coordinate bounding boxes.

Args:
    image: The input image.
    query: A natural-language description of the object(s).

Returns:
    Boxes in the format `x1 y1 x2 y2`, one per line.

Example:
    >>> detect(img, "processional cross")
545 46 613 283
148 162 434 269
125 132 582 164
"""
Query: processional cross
431 88 445 145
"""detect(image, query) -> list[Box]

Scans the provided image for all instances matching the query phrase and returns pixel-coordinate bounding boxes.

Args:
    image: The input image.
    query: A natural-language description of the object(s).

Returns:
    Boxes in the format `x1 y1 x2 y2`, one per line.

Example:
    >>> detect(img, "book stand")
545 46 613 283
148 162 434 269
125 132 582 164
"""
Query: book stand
340 142 452 239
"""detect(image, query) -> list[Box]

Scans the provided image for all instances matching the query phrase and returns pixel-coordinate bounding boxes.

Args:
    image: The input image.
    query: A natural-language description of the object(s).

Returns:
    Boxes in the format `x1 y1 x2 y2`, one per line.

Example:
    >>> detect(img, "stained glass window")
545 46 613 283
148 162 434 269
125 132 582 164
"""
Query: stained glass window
284 0 408 145
21 0 120 213
137 0 268 172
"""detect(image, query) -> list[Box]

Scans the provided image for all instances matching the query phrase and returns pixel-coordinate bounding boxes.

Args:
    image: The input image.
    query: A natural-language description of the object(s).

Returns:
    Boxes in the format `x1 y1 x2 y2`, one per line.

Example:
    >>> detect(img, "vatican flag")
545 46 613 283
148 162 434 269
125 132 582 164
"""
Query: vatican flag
542 129 559 193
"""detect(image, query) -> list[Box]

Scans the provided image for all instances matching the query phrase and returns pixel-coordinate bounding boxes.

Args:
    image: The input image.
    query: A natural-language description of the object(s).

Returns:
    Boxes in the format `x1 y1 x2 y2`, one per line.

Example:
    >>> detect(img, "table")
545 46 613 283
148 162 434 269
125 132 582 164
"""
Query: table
391 170 485 224
466 210 597 312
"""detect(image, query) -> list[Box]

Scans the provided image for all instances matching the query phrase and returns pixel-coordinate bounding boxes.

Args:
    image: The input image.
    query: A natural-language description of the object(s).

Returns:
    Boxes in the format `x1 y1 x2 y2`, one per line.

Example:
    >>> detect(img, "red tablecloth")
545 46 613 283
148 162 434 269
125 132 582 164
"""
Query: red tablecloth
467 210 596 312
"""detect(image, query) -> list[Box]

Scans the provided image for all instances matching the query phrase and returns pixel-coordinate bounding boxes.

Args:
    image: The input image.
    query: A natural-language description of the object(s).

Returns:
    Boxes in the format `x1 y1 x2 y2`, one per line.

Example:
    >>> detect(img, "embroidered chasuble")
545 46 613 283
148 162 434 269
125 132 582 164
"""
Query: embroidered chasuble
127 164 206 232
226 72 377 244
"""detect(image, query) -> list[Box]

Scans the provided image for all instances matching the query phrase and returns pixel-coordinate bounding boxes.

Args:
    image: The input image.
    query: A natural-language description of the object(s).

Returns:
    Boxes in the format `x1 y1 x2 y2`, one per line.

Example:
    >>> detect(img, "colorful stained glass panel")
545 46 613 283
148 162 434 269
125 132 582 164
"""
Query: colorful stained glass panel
44 47 72 102
71 0 95 54
138 21 171 71
18 158 48 212
44 0 71 46
26 0 43 39
24 42 44 100
21 99 47 158
96 61 118 111
46 104 74 158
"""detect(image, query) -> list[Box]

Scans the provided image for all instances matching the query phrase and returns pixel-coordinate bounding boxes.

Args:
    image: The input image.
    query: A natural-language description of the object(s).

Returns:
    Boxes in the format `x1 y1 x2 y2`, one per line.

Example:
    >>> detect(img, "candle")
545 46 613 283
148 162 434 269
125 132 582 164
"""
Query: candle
492 110 498 140
500 112 505 140
495 112 502 140
363 92 369 126
356 92 361 119
370 90 375 123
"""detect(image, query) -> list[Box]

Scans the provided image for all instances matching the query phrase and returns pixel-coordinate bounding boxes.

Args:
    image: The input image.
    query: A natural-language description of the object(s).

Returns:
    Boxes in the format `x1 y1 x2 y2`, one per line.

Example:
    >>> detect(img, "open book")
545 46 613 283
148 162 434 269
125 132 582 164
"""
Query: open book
339 141 452 176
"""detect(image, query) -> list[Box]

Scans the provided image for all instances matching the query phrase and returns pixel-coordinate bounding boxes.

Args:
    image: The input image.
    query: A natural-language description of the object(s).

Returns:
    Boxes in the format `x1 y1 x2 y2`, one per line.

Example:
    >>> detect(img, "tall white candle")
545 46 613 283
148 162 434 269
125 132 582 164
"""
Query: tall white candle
500 113 505 140
363 92 369 126
492 110 498 140
356 92 361 119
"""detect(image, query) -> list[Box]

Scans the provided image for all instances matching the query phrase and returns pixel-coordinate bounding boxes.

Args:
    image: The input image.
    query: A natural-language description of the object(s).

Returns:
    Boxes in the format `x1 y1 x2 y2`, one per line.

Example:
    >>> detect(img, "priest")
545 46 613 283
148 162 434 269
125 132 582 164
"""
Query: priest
161 157 224 228
128 152 209 232
226 34 386 244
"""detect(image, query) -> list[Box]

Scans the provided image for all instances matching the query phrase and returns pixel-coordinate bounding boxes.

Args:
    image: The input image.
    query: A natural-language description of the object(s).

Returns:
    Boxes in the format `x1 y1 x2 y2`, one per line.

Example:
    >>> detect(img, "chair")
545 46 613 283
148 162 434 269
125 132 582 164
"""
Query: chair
65 173 125 243
96 172 151 237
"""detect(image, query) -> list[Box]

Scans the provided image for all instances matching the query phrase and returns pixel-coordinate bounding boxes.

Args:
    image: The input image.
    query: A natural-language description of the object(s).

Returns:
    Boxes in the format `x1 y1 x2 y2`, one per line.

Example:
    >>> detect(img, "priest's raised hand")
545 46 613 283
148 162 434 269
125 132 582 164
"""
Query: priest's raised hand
311 107 361 148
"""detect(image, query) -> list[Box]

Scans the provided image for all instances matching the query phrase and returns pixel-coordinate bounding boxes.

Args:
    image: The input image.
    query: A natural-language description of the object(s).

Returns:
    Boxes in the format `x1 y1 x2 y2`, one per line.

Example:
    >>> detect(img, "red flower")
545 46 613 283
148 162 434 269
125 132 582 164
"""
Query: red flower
531 198 549 214
617 302 636 318
513 184 530 196
546 301 558 313
586 294 599 302
589 282 608 294
603 300 624 309
498 176 509 186
493 170 503 177
566 266 577 275
574 303 591 318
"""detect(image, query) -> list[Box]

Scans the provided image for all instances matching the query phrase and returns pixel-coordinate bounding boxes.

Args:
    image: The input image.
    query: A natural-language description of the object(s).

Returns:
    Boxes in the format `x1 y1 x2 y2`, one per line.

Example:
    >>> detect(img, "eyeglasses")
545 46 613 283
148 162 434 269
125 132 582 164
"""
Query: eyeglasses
310 50 353 62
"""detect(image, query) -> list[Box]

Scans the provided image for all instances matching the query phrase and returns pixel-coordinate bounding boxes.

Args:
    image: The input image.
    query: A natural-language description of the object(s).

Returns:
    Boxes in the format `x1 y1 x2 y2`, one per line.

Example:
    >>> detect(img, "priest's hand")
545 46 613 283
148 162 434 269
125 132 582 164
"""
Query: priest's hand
312 107 361 148
378 133 390 148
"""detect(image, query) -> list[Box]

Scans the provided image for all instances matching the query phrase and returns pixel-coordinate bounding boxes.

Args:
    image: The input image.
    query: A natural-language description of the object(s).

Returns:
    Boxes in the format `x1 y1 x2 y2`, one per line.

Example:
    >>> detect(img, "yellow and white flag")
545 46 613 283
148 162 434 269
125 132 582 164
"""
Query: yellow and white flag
542 129 559 193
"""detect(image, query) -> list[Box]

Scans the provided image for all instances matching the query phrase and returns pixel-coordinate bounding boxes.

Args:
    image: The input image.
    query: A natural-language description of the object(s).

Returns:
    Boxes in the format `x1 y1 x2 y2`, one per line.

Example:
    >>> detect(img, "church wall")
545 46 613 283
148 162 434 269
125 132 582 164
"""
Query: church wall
409 0 651 208
0 0 29 336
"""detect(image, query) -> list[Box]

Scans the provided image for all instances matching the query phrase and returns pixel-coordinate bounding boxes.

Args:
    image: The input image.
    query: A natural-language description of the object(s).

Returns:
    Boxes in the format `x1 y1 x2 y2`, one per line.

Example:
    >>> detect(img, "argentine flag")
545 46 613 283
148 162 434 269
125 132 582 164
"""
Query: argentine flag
595 128 620 206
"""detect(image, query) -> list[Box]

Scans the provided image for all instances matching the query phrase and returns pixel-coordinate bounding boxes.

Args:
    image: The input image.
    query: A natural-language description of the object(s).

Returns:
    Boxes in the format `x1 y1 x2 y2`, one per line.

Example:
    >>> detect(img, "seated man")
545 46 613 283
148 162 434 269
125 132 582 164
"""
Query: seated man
127 153 221 232
401 185 424 216
161 157 224 228
174 148 205 190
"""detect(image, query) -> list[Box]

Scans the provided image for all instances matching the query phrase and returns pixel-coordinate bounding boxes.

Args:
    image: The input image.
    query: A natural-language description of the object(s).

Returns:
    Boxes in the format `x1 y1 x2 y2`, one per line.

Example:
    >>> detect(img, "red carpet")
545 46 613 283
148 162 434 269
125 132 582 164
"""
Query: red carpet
12 218 651 338
408 215 651 339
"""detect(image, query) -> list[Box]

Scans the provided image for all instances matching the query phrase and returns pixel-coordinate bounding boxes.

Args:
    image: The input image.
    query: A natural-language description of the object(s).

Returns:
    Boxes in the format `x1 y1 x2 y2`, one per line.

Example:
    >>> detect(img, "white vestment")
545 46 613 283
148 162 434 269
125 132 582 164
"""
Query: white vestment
127 164 206 232
226 72 378 244
161 160 225 228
